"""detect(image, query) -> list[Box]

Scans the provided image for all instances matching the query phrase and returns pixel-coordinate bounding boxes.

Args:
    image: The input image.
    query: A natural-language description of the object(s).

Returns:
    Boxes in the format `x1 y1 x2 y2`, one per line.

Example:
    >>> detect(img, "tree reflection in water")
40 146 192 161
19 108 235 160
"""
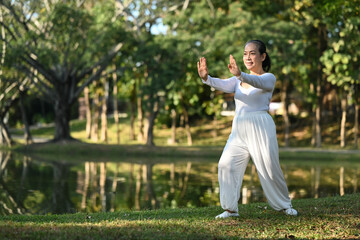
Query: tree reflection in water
0 151 359 215
52 162 73 213
0 151 24 214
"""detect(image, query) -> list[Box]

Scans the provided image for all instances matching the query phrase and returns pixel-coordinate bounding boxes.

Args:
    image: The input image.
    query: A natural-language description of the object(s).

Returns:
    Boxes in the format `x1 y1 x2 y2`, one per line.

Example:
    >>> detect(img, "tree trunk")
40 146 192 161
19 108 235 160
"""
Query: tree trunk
146 99 159 146
91 91 100 142
314 24 327 148
310 113 315 147
100 94 108 143
129 79 136 141
281 76 290 147
0 8 11 146
137 79 144 143
0 119 12 146
144 108 150 144
19 91 33 145
182 106 192 146
170 108 177 145
53 100 72 141
100 79 108 143
99 162 107 211
130 96 136 141
310 83 316 147
0 6 5 78
354 84 359 149
84 87 92 139
340 93 347 148
112 65 120 144
314 91 322 148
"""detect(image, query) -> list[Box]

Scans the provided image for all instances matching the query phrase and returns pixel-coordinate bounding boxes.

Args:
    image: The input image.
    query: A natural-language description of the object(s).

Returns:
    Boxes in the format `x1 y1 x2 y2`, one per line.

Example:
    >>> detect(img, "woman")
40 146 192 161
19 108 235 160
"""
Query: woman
197 40 297 219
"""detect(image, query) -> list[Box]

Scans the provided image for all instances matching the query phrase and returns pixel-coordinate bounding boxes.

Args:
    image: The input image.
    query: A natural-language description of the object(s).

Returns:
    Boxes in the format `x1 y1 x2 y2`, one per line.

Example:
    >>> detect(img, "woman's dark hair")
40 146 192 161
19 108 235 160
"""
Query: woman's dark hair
245 40 271 72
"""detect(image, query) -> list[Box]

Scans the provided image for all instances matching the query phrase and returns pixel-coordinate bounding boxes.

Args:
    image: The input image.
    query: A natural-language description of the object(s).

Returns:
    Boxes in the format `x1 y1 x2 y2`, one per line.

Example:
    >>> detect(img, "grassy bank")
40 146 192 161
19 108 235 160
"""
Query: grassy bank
9 141 360 165
0 193 359 239
9 113 360 149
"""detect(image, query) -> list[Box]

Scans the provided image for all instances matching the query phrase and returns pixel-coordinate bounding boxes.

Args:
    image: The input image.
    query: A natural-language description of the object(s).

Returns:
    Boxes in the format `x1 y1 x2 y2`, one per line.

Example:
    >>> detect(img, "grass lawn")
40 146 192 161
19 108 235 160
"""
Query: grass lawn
0 193 359 239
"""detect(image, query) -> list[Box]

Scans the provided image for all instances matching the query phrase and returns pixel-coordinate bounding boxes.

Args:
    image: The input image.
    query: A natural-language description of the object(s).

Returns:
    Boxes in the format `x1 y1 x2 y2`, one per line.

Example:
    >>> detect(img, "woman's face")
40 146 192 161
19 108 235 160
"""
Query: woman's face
243 43 266 73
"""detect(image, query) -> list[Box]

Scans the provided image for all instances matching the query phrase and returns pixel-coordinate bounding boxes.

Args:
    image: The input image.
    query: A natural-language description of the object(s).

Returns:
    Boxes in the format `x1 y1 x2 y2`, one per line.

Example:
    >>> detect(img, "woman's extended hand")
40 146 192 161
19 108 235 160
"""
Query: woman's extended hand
197 57 208 81
228 55 241 77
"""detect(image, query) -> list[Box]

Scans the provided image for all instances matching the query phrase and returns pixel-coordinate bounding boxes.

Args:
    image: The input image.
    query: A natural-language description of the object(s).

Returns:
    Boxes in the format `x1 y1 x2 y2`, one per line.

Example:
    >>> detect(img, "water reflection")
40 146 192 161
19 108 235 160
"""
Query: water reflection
0 151 359 215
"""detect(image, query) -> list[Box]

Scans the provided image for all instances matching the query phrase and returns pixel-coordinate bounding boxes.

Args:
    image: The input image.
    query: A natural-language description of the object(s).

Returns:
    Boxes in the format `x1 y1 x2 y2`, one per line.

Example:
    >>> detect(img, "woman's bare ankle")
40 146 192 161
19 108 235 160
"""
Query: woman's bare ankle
226 210 237 213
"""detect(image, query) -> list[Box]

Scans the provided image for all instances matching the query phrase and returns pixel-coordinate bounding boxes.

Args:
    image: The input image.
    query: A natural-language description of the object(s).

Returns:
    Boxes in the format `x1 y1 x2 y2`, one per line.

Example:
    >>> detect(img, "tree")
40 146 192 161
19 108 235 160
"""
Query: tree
114 0 189 146
0 0 126 142
0 4 13 146
320 0 360 148
18 84 33 145
291 0 329 148
0 80 16 145
137 37 174 146
0 4 32 146
0 71 31 146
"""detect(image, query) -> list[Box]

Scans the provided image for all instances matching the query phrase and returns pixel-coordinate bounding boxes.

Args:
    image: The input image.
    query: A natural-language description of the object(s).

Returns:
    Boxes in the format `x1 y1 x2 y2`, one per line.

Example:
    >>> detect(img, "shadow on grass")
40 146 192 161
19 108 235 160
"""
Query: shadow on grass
1 199 359 240
2 193 359 223
1 194 359 239
0 222 226 240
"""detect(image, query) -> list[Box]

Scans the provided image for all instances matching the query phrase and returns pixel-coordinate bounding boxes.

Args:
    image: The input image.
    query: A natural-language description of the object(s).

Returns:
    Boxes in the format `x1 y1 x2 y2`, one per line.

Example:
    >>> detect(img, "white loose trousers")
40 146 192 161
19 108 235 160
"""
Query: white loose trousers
218 111 292 213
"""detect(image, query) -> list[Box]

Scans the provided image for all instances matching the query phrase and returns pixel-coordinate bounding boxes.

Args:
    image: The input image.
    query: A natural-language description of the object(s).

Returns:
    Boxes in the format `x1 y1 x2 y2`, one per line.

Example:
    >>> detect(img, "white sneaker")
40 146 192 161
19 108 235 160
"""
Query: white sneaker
215 211 239 219
284 208 298 216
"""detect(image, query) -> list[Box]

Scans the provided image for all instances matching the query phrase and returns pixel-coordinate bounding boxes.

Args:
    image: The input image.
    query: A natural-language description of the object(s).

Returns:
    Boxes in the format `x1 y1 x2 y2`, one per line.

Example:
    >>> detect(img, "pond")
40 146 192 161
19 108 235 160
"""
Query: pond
0 150 359 215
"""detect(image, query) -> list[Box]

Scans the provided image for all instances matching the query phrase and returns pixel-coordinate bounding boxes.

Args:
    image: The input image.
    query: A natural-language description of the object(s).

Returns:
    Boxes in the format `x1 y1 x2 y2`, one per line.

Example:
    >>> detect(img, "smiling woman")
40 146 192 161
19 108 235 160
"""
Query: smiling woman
243 39 271 73
197 40 298 219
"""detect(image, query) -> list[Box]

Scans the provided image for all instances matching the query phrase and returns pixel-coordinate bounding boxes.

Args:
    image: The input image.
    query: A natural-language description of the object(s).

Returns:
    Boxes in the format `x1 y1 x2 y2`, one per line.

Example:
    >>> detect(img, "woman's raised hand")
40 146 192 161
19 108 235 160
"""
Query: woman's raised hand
228 55 241 77
197 57 208 81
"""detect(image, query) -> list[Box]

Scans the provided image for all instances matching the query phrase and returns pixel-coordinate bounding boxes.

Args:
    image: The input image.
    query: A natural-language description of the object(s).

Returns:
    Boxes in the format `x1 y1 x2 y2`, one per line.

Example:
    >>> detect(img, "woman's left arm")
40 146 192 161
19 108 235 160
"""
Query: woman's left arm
238 72 276 91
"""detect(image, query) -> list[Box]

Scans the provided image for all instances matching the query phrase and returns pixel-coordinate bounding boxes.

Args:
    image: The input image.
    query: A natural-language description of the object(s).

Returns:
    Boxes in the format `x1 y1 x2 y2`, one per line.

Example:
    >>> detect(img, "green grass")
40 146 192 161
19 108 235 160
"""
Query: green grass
9 141 360 166
0 193 359 239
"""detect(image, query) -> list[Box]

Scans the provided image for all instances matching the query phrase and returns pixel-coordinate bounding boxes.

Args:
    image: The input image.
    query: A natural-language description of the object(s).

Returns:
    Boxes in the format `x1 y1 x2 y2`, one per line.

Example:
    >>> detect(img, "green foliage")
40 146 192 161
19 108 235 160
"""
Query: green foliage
320 0 360 91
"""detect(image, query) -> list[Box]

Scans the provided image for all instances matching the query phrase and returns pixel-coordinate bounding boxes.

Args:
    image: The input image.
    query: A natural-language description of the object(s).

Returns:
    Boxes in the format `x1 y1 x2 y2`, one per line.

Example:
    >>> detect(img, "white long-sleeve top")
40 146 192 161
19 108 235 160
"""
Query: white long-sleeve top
202 72 276 115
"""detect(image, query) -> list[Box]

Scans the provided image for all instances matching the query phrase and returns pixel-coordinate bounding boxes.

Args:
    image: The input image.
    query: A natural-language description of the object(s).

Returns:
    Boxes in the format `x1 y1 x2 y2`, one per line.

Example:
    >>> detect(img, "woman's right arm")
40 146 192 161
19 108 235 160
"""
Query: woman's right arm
197 57 237 93
202 76 237 93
